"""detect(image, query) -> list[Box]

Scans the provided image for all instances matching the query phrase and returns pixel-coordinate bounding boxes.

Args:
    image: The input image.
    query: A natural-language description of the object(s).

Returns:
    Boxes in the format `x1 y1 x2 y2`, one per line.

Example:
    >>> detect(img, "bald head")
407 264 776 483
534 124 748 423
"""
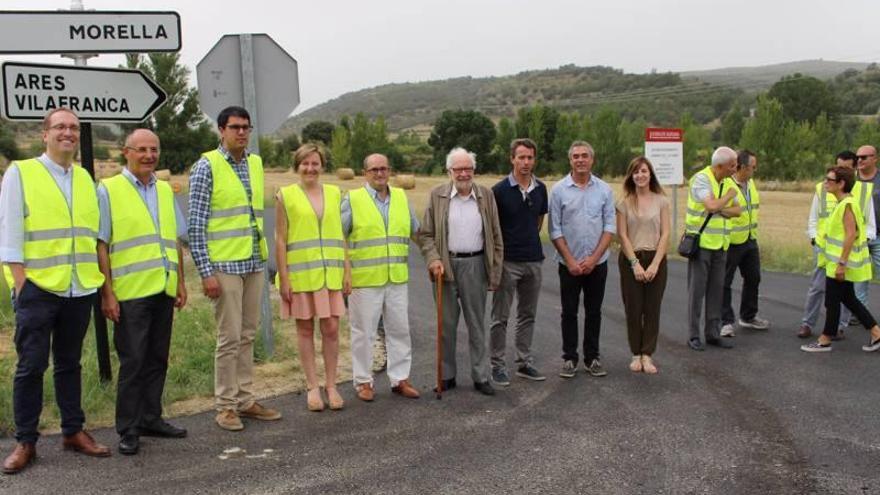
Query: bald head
363 153 390 192
857 144 878 175
122 128 160 184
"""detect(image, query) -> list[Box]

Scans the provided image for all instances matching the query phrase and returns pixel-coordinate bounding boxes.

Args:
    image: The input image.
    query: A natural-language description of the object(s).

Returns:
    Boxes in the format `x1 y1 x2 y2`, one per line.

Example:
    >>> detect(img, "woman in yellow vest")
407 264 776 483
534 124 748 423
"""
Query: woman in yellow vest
275 144 347 410
802 166 880 352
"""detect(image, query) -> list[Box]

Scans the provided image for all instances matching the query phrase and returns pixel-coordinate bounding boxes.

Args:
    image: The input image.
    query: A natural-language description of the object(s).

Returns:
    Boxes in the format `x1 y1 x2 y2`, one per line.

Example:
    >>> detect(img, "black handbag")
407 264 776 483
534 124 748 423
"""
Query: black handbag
677 182 722 259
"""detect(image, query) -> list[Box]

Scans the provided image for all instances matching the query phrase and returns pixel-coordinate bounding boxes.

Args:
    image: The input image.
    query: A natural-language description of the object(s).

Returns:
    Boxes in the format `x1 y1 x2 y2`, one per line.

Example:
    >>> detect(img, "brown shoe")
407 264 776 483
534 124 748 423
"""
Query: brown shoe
797 325 812 339
62 431 111 457
391 379 421 399
239 402 282 421
356 383 374 402
215 409 244 431
3 443 36 475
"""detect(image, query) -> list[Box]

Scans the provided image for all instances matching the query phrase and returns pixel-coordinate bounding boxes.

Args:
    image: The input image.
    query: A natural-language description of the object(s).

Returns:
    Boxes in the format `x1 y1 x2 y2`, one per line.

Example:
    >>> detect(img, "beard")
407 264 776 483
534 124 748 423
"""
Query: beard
453 178 472 191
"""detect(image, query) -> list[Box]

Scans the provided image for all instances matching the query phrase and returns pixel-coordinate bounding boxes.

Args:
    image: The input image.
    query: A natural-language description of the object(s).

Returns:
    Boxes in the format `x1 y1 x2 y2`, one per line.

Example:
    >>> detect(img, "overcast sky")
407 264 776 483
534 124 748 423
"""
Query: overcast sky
3 0 879 119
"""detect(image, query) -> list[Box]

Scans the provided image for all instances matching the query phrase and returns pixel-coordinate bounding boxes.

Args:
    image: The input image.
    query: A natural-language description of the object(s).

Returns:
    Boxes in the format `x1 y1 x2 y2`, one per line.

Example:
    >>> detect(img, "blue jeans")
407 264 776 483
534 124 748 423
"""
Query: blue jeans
854 239 880 310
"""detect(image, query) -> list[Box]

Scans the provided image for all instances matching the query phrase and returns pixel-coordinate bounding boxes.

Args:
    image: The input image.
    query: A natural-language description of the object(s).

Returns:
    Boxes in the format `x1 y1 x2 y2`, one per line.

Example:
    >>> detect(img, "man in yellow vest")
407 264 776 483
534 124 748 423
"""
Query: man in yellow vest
685 146 741 351
854 145 880 313
1 108 110 475
720 150 770 338
96 129 188 455
188 106 280 431
342 153 421 401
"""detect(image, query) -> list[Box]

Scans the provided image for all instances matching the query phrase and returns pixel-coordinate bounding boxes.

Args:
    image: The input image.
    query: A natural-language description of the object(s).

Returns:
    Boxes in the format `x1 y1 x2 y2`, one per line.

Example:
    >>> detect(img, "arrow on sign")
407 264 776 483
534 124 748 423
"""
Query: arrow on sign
1 62 167 123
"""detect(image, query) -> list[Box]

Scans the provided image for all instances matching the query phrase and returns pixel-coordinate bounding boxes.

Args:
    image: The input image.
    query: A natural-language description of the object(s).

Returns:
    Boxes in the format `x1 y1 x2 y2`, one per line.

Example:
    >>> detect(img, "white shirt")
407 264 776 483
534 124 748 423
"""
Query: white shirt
447 185 484 253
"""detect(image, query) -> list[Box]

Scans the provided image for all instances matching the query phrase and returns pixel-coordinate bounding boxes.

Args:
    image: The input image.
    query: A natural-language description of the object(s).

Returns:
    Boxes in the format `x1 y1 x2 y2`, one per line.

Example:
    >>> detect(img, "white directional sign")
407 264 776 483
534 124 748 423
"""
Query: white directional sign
1 62 167 123
645 128 684 185
0 10 181 54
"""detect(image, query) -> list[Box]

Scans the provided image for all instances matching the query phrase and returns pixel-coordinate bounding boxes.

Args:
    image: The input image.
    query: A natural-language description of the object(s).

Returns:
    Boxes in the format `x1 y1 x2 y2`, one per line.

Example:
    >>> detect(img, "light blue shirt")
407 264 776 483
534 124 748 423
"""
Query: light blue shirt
0 154 96 297
96 168 187 272
548 173 616 265
340 183 419 237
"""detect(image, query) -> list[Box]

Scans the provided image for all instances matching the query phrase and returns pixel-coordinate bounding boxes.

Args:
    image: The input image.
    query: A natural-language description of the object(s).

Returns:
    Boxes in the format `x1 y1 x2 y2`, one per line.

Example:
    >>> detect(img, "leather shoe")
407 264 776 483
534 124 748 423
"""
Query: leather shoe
356 383 374 402
118 435 139 456
433 377 457 393
62 431 111 457
797 325 812 339
706 338 734 349
140 420 187 438
391 379 420 399
3 443 35 475
473 381 495 396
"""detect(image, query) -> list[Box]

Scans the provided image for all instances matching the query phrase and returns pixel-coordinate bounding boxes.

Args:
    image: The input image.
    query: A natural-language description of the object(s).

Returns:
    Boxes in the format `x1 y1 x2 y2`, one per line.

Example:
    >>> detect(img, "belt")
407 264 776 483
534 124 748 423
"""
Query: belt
449 250 484 258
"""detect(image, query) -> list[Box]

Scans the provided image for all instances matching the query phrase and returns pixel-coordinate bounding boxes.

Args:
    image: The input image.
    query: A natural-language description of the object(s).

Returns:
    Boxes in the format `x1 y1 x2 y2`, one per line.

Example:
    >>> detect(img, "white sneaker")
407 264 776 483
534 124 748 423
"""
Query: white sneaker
720 323 736 337
739 316 770 330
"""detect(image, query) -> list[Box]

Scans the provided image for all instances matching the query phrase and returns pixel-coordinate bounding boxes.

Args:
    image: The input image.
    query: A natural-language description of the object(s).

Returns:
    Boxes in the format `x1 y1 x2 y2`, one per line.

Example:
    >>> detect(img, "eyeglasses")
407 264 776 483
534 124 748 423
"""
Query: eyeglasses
857 154 876 161
124 146 159 154
365 167 389 174
49 124 81 133
825 175 840 182
450 167 474 174
224 124 253 132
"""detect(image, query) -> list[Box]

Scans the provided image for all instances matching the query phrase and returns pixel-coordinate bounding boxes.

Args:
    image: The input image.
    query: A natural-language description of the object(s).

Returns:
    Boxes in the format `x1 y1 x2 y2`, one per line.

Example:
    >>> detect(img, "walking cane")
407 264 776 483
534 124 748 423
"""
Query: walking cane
435 270 444 400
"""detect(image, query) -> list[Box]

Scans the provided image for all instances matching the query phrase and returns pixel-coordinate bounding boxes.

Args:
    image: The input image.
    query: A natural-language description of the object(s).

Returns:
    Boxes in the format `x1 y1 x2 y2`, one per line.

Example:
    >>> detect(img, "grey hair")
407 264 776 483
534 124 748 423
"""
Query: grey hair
568 140 595 158
711 146 737 166
445 147 477 171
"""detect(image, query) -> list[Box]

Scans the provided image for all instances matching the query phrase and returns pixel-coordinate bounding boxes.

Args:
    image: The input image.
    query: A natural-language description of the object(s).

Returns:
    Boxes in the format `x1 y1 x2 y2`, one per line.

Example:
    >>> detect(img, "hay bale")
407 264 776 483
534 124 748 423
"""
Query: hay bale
336 168 355 180
155 169 171 181
393 174 416 190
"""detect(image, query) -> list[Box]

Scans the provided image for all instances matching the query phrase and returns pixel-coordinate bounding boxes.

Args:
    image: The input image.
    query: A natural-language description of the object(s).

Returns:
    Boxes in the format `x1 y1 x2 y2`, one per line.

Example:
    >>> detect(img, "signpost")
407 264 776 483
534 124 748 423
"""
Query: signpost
197 33 301 357
645 128 685 240
0 10 181 54
1 62 167 122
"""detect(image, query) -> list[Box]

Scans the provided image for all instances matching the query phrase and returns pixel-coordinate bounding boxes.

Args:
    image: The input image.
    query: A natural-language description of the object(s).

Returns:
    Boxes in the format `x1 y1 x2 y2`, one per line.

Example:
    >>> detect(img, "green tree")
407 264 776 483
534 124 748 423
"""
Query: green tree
487 117 517 173
721 104 746 146
680 112 713 175
514 105 559 163
329 124 352 170
739 96 787 179
349 113 372 172
854 118 880 149
301 120 335 145
123 53 216 174
591 107 627 176
767 73 838 123
0 120 19 161
552 113 582 174
427 110 496 171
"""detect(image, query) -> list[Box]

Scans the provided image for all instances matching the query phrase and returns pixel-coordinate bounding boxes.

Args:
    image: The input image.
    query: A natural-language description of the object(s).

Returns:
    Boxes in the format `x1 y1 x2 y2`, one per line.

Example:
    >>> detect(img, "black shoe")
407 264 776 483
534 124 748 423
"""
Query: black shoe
473 381 495 396
706 338 734 349
140 420 187 438
118 434 139 455
688 338 705 351
433 378 457 393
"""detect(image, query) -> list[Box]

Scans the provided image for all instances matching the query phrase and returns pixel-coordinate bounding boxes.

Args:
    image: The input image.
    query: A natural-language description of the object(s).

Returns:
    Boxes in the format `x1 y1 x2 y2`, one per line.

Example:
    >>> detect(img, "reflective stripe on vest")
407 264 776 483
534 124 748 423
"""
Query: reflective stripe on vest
727 178 760 245
823 196 872 282
103 174 179 301
685 166 730 251
348 186 410 287
815 180 871 267
10 159 104 292
281 183 344 292
203 150 267 262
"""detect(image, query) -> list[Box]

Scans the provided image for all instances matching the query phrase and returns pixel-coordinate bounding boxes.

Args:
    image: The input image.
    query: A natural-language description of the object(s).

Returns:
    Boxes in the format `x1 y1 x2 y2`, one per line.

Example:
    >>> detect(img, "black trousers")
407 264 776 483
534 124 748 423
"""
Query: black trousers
722 239 762 325
12 280 95 444
823 277 876 337
115 293 175 436
559 261 607 364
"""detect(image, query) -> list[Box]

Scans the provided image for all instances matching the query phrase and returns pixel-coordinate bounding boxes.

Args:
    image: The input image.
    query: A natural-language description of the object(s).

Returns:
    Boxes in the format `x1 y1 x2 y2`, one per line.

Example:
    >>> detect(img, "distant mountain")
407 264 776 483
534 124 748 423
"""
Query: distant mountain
279 60 871 135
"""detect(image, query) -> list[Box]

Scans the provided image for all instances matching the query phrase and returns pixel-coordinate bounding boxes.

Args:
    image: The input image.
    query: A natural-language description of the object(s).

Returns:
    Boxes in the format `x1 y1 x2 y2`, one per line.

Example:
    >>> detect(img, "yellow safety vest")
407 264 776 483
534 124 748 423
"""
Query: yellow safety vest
823 196 872 282
685 166 731 251
102 174 179 301
815 180 872 267
2 158 103 292
348 186 410 287
203 150 267 262
725 177 760 245
280 183 344 292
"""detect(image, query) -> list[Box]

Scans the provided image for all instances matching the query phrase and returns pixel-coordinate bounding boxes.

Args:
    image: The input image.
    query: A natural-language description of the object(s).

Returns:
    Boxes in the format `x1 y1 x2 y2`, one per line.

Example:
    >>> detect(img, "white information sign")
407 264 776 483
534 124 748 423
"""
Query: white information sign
644 128 684 185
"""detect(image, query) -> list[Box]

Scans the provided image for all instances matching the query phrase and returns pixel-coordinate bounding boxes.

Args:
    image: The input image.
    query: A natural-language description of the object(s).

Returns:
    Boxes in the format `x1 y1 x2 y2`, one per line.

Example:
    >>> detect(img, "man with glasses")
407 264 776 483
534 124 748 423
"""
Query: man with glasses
189 106 280 431
418 147 504 396
855 145 880 312
549 141 616 376
1 108 110 474
798 151 875 338
96 129 188 455
489 138 548 386
342 153 421 401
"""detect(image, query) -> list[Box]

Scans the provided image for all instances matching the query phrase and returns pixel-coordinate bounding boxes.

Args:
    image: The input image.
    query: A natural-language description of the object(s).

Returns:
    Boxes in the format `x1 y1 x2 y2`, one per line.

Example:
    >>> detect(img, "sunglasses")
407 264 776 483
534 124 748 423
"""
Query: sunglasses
825 175 841 182
857 154 875 161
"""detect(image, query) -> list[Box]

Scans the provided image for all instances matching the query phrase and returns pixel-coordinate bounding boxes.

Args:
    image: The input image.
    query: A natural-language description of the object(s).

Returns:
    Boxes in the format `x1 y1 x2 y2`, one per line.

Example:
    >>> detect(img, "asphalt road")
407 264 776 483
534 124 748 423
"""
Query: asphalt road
3 238 879 493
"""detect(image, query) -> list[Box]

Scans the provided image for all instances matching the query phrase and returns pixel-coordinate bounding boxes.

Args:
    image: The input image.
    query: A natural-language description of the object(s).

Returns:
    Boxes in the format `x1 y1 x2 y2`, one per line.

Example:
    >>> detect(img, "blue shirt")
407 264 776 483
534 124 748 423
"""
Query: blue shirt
0 154 97 297
188 145 265 279
340 183 419 237
97 168 187 272
492 174 547 262
548 173 616 265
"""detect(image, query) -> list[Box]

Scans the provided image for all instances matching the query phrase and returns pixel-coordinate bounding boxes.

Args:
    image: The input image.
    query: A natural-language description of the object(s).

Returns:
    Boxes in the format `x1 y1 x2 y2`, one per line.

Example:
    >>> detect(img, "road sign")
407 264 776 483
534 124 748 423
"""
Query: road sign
197 33 300 135
0 10 181 54
645 128 684 186
1 62 167 123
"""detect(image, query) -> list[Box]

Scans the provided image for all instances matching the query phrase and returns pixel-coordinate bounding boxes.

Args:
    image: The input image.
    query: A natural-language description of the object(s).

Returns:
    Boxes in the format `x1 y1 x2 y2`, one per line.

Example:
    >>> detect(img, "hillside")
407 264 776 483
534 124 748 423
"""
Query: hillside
280 60 868 135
